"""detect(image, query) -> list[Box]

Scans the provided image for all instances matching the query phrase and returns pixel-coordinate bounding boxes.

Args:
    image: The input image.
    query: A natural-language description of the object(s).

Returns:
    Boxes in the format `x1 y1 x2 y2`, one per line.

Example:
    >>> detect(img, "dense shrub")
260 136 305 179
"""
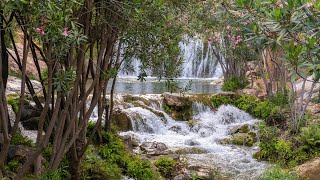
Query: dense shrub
259 166 299 180
222 76 248 91
211 95 232 108
299 124 320 149
81 146 122 180
96 131 159 180
253 101 277 119
233 95 257 113
255 122 317 167
154 156 176 178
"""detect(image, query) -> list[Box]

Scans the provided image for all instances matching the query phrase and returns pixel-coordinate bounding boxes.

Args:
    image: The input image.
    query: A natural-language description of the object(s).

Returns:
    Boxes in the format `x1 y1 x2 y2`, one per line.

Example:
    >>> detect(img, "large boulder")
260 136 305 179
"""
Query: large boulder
112 109 132 131
296 157 320 180
163 93 192 121
140 142 168 156
8 145 33 162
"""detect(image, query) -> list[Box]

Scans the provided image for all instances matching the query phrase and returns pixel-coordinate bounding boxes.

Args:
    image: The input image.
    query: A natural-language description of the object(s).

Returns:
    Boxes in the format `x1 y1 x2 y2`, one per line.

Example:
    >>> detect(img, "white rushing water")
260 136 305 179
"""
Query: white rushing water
106 95 269 179
119 37 222 79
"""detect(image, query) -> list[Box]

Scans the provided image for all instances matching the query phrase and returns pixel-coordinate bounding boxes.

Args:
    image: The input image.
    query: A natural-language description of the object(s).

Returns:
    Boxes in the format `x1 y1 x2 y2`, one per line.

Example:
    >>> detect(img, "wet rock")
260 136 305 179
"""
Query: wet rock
173 174 189 180
123 94 151 106
21 117 40 131
20 103 41 130
210 77 224 85
140 142 168 156
122 135 134 152
169 125 182 133
296 157 320 180
8 145 33 162
184 139 200 146
112 109 132 132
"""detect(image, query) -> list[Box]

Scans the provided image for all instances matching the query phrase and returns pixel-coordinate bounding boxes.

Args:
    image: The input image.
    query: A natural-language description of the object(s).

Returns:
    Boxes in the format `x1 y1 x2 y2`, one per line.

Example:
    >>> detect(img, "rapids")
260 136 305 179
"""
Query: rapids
90 94 269 179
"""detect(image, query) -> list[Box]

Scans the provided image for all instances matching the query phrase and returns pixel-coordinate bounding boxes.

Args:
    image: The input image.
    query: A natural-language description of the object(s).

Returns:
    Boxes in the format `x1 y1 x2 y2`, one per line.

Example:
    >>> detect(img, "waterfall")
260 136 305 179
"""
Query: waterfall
119 37 222 79
179 37 221 78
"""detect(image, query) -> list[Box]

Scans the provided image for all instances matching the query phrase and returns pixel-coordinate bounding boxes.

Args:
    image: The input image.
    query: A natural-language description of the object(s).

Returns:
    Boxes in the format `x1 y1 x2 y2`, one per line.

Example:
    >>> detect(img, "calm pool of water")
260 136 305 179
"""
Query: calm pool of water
104 77 221 94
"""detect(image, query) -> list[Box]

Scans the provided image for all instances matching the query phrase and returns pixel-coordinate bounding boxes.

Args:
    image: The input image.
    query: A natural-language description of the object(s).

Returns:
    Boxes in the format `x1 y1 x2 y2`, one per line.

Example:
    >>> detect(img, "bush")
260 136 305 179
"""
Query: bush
222 76 248 92
233 95 257 113
126 157 157 180
40 166 70 180
96 131 159 180
253 101 277 119
270 92 288 107
211 95 232 108
154 156 176 178
299 124 320 149
259 166 299 180
82 146 122 180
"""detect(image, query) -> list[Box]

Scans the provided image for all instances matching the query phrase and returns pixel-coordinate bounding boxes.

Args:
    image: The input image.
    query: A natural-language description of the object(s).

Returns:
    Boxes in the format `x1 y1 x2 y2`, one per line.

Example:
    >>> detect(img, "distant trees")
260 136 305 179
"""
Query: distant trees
191 0 320 132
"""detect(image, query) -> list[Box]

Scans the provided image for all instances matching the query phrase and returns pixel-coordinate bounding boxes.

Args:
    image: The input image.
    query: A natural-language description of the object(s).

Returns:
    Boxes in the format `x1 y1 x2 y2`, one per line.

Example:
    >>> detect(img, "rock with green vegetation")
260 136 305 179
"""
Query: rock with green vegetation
173 147 208 155
123 94 150 106
163 93 192 121
154 156 176 178
229 124 250 135
222 132 257 147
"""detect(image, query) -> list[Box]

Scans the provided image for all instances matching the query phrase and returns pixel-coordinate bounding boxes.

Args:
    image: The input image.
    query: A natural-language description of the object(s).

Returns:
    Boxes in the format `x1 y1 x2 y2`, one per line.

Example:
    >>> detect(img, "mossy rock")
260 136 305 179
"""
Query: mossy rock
229 124 250 135
230 132 257 147
123 94 150 106
172 147 208 154
162 93 192 121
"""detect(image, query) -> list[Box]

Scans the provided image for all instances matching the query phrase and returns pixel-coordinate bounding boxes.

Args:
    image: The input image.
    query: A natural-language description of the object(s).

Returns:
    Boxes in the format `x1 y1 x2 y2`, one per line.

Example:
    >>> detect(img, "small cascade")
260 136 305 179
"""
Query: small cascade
123 107 166 133
113 95 267 179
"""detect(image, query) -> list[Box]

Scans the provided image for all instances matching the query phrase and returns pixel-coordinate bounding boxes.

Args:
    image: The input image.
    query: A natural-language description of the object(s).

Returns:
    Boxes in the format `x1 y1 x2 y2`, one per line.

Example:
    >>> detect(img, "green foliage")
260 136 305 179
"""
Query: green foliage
82 146 122 180
255 122 319 167
154 156 176 178
222 76 248 92
11 131 34 147
3 159 21 173
270 92 289 107
253 101 277 119
233 95 257 113
40 166 70 180
163 104 172 114
211 95 232 108
53 68 76 94
299 124 320 149
95 131 158 180
126 157 156 180
7 94 20 112
259 166 299 180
